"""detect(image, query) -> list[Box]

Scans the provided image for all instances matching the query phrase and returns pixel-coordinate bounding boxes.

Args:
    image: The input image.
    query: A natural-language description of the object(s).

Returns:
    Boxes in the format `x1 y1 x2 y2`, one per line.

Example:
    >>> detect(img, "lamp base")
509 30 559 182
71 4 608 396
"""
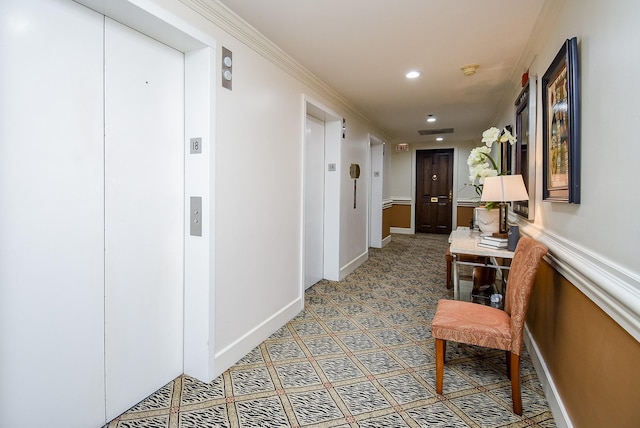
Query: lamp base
498 202 509 234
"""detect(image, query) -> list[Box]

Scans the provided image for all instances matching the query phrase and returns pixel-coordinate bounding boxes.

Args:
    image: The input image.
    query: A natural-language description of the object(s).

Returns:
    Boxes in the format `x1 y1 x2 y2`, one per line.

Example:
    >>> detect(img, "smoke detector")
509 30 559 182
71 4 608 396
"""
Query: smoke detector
460 64 480 76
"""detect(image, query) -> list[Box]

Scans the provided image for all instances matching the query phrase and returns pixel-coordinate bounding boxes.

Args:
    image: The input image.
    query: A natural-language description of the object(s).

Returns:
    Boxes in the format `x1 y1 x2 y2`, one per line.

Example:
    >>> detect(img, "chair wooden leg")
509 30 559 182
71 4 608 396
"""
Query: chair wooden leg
509 352 522 415
435 339 445 394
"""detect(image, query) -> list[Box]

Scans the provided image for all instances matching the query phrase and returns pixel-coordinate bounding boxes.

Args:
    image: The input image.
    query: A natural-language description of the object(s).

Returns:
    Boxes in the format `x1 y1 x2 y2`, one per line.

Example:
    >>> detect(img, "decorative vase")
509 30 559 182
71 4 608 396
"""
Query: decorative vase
474 207 500 235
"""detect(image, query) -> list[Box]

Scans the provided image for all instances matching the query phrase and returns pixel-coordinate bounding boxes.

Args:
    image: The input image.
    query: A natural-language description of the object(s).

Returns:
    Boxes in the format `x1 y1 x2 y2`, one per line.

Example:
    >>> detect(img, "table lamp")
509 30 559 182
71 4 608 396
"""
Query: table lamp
480 175 529 234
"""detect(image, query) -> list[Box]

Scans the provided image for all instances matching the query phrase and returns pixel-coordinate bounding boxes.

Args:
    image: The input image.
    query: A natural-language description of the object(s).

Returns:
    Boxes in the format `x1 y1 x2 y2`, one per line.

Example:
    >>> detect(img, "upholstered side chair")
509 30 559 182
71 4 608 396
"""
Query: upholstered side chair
431 236 548 415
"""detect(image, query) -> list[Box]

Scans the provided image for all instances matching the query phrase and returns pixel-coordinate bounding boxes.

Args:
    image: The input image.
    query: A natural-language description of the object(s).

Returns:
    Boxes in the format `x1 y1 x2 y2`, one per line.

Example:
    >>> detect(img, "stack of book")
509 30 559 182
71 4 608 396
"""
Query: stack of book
477 235 509 249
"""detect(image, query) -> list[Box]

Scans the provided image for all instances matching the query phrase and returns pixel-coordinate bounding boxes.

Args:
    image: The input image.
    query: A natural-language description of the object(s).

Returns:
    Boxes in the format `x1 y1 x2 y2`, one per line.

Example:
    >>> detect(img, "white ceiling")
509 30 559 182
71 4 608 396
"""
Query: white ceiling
217 0 545 143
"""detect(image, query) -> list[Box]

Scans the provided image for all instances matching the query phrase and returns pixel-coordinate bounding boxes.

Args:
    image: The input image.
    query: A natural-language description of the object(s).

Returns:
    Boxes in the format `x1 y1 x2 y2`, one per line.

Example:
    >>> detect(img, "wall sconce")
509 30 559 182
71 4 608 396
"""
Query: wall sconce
342 118 346 139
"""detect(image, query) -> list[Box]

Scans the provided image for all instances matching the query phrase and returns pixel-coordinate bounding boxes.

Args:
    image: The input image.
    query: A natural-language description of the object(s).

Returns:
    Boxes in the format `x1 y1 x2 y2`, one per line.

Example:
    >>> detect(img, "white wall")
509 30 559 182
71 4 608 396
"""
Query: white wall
143 0 387 375
496 0 639 339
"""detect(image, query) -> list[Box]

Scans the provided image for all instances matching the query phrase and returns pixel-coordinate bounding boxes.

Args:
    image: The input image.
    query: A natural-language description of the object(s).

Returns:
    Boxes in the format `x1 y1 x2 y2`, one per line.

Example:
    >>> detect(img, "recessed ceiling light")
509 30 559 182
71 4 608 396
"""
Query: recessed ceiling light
427 115 436 123
436 137 444 141
406 70 421 79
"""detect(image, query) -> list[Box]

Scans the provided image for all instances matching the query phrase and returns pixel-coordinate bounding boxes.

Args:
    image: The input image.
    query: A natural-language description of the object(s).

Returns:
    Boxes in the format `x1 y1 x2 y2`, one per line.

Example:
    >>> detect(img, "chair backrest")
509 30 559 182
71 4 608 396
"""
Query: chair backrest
503 236 548 354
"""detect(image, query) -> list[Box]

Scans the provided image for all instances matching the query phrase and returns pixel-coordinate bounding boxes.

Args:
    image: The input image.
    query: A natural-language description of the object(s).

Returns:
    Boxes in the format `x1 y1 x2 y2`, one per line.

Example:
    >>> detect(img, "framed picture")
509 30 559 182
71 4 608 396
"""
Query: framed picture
513 77 536 219
501 125 513 175
542 37 580 203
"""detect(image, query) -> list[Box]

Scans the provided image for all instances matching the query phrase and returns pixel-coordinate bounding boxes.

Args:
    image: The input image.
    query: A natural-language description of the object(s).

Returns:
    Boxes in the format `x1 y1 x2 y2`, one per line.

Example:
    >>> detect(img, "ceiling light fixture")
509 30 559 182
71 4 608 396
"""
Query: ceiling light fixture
406 70 421 79
427 115 436 123
460 63 480 76
436 137 444 141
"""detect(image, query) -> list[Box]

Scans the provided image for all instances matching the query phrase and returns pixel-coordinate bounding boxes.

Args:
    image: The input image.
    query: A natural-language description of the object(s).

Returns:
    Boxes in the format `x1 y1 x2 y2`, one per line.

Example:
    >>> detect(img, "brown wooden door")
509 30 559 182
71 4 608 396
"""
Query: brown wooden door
415 149 453 234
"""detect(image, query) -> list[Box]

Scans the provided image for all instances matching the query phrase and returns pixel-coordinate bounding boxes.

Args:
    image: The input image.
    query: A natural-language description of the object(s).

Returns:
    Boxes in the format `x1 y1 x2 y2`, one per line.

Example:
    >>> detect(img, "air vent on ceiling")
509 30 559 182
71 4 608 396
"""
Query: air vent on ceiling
418 128 454 136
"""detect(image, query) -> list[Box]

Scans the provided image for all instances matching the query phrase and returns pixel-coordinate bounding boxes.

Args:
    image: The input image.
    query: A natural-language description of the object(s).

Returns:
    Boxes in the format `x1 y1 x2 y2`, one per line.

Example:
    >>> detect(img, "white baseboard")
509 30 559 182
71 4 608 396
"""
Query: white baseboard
208 296 303 381
340 250 368 280
390 227 413 235
524 326 573 428
382 235 392 247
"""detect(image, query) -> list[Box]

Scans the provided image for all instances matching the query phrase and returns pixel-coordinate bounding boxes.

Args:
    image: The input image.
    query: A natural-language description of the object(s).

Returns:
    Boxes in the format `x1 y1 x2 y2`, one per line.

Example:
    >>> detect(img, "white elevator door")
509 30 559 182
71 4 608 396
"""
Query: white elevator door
304 115 325 289
104 18 184 420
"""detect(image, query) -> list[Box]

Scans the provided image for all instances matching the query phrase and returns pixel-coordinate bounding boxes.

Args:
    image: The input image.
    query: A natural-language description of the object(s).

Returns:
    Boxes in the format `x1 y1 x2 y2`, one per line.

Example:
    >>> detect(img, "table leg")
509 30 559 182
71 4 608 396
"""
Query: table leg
453 254 459 300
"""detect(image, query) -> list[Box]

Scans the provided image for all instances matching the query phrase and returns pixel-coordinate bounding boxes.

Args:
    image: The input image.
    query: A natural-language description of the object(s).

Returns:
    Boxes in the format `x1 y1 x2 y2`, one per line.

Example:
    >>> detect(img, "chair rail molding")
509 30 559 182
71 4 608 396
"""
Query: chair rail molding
520 222 640 342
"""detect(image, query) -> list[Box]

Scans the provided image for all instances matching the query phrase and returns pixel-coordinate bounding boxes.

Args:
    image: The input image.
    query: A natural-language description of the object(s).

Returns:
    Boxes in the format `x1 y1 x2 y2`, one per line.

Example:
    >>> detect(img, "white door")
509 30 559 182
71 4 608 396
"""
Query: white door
304 115 325 289
104 18 184 419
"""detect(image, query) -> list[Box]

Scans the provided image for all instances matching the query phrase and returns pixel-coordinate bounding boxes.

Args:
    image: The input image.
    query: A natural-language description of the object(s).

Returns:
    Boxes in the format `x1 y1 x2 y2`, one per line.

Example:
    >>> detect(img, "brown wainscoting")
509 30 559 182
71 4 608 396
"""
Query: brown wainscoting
456 205 475 227
389 204 411 229
527 261 640 427
382 206 391 239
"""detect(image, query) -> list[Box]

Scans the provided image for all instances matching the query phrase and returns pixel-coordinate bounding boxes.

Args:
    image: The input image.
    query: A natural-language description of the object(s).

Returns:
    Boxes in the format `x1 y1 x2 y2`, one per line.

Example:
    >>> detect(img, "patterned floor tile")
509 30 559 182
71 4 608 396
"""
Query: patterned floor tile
370 329 411 346
230 366 275 395
323 318 359 333
105 234 555 428
179 405 230 428
302 336 343 356
378 373 433 404
317 356 364 382
266 341 306 361
287 389 344 425
358 412 410 427
406 402 469 427
292 320 327 336
356 350 403 375
392 345 434 367
274 361 322 388
451 393 522 426
235 397 289 427
337 332 378 351
334 381 390 415
181 375 224 405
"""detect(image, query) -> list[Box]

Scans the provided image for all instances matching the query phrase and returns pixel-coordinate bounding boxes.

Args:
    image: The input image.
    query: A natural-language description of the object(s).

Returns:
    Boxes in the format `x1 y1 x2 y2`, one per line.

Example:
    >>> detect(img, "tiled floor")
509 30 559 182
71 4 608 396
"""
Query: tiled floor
105 233 556 427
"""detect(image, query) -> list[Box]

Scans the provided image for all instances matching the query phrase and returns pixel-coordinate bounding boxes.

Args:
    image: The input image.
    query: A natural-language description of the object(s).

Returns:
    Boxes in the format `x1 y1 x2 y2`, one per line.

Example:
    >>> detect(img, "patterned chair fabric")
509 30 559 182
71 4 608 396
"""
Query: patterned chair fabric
431 236 548 415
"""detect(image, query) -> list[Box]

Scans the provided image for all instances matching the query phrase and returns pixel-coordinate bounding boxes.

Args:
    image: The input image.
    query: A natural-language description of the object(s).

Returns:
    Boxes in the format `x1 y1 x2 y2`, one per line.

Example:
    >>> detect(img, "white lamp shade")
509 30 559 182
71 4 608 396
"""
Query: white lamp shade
481 175 529 202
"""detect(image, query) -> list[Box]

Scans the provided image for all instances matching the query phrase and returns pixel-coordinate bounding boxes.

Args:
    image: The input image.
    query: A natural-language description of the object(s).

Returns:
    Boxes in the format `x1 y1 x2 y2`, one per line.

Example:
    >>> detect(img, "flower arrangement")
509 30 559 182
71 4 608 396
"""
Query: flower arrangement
467 127 517 206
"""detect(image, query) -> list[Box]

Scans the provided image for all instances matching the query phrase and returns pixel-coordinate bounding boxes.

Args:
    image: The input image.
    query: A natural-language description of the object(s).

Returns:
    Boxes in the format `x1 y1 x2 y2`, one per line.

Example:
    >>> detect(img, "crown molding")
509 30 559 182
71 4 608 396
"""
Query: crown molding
180 0 390 139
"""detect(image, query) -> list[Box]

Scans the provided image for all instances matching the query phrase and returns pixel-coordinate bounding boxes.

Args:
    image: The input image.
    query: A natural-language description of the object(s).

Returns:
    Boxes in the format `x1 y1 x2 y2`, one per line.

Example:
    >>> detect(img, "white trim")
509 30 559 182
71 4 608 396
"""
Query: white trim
381 235 392 247
340 250 369 281
390 227 413 235
524 327 573 428
390 197 412 205
520 222 640 342
211 296 303 380
382 198 393 210
456 199 479 207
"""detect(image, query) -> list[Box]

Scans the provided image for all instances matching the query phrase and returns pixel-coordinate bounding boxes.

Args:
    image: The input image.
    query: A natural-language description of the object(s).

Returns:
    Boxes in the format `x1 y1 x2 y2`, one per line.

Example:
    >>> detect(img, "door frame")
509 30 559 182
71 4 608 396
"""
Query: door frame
368 135 385 248
302 96 342 284
411 147 459 232
76 0 218 383
303 114 325 289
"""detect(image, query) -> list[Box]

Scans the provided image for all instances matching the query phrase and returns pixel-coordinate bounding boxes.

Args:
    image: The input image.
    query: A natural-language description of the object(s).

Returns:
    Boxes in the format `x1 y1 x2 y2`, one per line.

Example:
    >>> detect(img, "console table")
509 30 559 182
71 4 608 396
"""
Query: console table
448 227 515 301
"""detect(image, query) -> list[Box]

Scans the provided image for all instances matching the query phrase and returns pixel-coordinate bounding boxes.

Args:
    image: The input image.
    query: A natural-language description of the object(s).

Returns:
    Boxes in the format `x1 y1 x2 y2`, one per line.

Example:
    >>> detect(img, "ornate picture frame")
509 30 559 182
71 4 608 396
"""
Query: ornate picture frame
542 37 580 203
501 125 513 175
513 77 536 219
